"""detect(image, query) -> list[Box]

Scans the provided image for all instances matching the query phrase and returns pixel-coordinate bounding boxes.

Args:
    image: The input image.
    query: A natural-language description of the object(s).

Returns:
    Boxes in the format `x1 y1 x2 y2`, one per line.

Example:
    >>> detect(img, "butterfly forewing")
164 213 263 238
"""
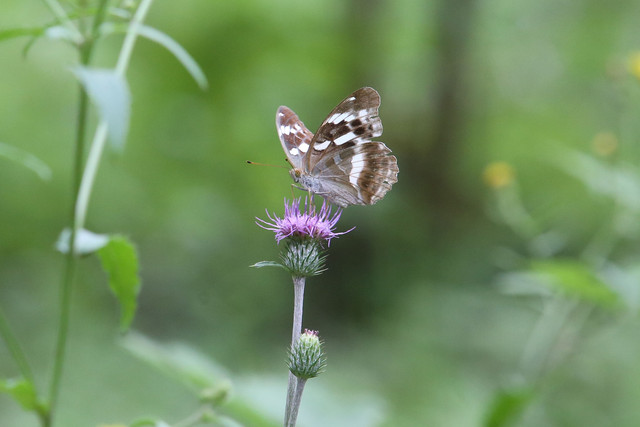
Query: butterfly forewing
276 106 314 169
306 87 383 170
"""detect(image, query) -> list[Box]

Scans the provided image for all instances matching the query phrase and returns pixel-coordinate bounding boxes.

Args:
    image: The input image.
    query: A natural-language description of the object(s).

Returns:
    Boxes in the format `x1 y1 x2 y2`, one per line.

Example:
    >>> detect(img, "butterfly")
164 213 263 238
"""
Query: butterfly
276 87 399 208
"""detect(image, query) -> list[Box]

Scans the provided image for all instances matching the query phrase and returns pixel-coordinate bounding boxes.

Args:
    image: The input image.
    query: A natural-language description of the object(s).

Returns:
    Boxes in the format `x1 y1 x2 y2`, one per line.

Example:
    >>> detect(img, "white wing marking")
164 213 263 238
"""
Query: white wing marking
314 140 330 150
349 153 365 185
334 131 357 145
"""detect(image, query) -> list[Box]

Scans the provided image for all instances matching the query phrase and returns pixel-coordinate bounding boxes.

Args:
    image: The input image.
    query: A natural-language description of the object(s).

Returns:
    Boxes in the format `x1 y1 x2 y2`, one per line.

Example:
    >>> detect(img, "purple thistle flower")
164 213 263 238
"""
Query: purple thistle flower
256 197 353 245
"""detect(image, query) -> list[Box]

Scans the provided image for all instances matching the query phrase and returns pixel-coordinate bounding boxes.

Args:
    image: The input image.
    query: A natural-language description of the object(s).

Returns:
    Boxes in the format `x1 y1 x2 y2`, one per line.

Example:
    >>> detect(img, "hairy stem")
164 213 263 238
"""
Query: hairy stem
286 378 307 427
284 276 305 426
290 276 305 346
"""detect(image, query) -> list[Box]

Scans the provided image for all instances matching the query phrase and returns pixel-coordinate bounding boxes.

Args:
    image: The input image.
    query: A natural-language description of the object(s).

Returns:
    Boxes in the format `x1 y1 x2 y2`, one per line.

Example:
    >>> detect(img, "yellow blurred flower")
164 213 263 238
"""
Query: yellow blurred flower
483 161 515 189
591 131 618 157
629 51 640 81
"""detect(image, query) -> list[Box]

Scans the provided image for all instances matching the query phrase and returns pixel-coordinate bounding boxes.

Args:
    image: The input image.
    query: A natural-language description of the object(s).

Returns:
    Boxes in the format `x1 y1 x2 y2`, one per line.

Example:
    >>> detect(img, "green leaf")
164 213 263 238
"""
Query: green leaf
120 331 231 393
98 236 141 332
250 261 286 269
0 142 52 180
72 67 131 151
136 25 208 90
0 27 45 43
531 259 619 308
55 228 110 255
483 386 536 427
0 378 47 415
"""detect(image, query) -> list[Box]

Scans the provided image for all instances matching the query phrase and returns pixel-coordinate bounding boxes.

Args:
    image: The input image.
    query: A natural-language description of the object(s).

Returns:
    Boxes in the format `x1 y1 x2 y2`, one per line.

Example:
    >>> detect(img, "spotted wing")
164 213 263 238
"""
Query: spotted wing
311 140 399 207
307 87 397 206
305 87 383 171
276 106 314 170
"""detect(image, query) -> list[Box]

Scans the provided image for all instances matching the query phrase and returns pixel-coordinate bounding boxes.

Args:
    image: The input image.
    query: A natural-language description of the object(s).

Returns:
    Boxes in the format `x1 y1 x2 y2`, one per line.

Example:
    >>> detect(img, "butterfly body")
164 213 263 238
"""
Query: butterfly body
276 87 398 208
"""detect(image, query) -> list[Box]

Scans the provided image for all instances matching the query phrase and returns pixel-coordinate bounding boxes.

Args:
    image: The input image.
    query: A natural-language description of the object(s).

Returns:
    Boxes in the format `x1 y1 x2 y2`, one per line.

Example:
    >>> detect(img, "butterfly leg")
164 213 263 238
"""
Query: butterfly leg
290 183 307 199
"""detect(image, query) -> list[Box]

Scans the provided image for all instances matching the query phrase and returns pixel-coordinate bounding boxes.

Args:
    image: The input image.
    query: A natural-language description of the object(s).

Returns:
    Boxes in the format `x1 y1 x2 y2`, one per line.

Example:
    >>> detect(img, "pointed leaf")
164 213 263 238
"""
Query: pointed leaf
483 386 536 427
136 25 208 89
99 22 207 90
0 142 52 180
251 261 286 269
98 236 141 332
121 331 230 392
55 228 110 255
0 27 45 43
72 67 131 151
531 259 619 308
0 378 47 414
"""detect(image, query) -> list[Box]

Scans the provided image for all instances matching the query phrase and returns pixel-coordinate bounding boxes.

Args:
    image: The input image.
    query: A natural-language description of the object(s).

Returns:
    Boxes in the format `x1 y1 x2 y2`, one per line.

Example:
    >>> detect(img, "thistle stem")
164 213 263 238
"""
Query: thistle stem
286 378 307 427
291 276 305 346
284 276 305 426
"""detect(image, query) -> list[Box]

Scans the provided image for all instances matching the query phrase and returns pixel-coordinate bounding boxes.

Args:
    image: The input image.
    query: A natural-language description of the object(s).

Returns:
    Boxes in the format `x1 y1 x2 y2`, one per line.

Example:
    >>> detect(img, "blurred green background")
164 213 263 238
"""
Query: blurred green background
3 0 640 426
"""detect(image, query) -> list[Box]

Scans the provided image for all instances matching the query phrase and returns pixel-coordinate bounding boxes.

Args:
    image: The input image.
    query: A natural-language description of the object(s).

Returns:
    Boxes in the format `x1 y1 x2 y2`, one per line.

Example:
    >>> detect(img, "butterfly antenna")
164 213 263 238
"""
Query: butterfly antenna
246 160 288 169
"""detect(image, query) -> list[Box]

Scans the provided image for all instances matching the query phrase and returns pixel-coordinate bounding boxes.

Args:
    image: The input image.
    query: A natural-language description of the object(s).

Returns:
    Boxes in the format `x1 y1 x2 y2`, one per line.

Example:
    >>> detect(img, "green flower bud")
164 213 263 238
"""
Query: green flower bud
288 329 327 379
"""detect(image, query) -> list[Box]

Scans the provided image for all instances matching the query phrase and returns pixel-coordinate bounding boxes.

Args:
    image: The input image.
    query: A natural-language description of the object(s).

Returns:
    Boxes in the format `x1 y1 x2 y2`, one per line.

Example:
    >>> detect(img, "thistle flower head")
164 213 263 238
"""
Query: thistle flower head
256 197 353 245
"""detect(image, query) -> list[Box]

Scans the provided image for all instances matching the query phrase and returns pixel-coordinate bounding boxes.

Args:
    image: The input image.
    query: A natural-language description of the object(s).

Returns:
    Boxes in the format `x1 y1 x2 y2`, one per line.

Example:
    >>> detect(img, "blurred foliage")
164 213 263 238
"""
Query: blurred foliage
2 0 640 426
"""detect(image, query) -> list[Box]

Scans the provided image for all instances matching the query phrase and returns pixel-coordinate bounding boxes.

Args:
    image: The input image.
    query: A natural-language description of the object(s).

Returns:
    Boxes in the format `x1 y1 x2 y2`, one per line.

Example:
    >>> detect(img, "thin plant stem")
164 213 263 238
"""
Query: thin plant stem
46 24 94 427
46 28 92 427
290 276 305 346
519 296 577 382
0 306 34 384
47 245 78 426
115 0 154 76
286 378 307 427
47 1 152 425
284 276 305 426
75 0 154 230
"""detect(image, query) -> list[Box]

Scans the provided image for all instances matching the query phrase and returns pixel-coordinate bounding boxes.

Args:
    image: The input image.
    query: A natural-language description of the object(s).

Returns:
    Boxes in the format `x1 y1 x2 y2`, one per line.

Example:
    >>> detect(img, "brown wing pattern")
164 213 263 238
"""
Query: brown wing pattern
276 87 398 207
276 106 314 169
305 87 383 171
312 140 398 206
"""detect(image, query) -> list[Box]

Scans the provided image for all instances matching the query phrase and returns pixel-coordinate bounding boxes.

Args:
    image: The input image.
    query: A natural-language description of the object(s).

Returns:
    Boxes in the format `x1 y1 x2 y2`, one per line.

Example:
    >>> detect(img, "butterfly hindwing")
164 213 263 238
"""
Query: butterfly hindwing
312 140 399 206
